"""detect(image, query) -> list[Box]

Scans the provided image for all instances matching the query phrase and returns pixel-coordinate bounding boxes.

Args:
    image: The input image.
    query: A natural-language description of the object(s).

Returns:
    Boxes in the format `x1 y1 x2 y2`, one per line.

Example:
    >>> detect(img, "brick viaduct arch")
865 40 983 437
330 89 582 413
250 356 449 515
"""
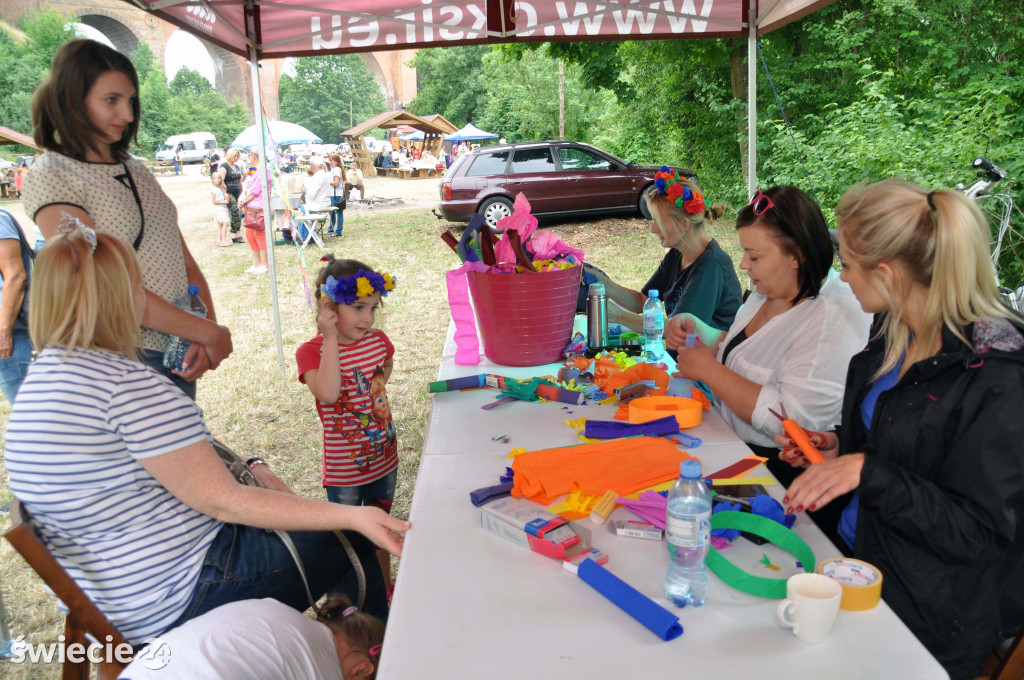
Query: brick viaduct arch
0 0 417 123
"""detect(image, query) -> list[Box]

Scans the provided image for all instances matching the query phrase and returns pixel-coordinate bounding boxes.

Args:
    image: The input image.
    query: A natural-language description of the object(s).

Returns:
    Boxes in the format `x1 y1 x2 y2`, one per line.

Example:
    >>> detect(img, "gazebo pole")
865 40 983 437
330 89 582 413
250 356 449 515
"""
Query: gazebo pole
248 42 286 378
747 4 757 197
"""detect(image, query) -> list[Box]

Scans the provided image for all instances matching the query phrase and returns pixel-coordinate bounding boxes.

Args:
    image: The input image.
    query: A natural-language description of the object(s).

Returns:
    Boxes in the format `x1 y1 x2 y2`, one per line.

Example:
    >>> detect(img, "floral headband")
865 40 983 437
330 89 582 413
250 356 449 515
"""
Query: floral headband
320 262 397 305
654 166 705 215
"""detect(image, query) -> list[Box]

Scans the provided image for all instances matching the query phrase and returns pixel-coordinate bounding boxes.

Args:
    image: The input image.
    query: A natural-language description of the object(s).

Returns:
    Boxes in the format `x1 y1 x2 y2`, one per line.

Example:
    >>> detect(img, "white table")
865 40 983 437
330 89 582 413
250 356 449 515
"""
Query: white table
380 320 947 679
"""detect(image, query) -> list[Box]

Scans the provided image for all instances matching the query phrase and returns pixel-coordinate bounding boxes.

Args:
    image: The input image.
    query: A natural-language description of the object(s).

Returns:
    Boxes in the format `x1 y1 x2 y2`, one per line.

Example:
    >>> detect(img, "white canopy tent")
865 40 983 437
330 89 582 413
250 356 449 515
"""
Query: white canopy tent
119 0 838 376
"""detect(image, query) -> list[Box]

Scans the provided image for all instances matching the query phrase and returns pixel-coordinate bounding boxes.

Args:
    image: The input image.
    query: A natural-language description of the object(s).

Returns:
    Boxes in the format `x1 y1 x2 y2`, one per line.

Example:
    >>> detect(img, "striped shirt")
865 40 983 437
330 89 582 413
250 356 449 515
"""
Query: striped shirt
4 347 222 644
296 331 398 487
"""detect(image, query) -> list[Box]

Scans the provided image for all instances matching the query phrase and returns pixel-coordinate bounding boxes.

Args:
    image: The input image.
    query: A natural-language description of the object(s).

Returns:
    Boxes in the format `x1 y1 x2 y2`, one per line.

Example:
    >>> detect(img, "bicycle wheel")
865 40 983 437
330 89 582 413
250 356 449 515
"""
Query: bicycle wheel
976 191 1024 304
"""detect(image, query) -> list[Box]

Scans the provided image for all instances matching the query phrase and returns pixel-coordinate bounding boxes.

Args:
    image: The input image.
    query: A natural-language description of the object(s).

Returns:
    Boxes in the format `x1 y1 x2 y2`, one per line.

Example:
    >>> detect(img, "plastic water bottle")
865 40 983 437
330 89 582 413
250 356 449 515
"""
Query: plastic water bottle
163 285 207 370
664 460 711 607
643 289 666 362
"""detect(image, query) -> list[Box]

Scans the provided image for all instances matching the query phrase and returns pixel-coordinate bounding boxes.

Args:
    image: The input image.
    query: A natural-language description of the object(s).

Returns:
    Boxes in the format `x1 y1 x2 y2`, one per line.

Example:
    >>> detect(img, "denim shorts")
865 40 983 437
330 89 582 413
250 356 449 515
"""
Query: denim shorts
326 469 397 511
0 329 33 404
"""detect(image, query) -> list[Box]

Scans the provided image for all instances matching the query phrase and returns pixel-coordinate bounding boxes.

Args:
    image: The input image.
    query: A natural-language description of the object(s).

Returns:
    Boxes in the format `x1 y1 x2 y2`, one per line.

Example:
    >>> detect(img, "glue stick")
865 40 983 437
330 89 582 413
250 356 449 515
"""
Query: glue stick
590 490 618 525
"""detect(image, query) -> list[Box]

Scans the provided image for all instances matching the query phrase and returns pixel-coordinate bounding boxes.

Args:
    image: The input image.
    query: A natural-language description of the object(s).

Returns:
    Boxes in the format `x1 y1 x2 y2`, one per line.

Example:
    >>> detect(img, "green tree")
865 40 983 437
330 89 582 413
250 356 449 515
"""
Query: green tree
475 47 614 143
169 66 212 99
407 46 491 126
278 54 385 143
0 12 79 141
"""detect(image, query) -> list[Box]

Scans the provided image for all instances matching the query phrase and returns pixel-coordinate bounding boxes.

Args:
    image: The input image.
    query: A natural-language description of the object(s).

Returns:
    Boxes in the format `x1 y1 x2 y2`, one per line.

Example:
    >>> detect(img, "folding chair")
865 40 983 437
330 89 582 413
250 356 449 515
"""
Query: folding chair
4 499 133 679
292 210 329 248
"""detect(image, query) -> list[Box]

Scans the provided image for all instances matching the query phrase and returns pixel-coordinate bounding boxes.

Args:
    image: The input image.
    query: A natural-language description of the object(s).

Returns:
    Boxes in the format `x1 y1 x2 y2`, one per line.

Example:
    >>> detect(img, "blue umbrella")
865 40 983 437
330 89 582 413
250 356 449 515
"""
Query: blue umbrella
399 130 425 141
230 120 322 149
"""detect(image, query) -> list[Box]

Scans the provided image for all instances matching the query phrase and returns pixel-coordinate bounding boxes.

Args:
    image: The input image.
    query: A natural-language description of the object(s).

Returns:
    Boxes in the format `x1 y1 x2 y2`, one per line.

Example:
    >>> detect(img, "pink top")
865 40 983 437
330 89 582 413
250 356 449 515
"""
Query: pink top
241 169 272 211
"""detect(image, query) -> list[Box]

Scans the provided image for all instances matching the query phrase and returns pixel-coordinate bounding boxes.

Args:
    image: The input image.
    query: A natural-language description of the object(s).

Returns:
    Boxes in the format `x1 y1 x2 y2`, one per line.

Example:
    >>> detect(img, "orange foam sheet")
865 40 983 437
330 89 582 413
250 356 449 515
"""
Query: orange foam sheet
511 437 694 506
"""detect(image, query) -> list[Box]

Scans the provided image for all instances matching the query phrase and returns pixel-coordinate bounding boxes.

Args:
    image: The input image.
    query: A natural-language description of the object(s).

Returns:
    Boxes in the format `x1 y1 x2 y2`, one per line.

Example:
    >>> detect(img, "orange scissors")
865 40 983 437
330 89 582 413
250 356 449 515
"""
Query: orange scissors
768 404 825 465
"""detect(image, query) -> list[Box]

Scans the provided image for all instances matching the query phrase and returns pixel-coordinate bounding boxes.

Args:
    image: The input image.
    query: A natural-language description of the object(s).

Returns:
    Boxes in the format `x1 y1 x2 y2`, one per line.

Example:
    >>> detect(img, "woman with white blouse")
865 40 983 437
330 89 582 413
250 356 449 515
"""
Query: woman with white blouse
664 186 871 539
22 39 231 399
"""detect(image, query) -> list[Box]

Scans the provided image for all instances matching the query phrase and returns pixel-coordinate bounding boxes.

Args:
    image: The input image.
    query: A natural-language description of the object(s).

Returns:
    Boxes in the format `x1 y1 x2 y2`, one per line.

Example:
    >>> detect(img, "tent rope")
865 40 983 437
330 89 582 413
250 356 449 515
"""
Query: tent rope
755 40 818 202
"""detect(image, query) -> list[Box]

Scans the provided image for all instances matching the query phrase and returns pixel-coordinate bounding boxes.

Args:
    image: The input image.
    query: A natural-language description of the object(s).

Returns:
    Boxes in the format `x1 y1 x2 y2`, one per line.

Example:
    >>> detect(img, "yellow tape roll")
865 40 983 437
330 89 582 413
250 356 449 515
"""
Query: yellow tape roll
817 558 883 611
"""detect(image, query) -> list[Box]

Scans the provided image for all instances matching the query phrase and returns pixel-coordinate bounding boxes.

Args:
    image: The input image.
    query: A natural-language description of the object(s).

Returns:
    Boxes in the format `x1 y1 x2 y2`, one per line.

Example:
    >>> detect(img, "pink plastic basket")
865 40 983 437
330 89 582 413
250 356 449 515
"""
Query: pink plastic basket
467 266 581 366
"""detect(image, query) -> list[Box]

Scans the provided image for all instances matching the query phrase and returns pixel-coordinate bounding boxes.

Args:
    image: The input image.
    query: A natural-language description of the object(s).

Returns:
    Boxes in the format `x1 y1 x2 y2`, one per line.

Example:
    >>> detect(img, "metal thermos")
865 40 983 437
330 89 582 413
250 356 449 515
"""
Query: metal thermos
587 283 608 348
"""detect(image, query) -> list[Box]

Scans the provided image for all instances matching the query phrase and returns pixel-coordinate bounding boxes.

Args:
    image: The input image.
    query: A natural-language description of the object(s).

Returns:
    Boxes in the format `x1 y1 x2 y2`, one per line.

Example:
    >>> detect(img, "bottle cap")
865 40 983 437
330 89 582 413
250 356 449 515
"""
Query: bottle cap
589 283 605 296
187 284 200 295
680 460 702 479
649 289 659 298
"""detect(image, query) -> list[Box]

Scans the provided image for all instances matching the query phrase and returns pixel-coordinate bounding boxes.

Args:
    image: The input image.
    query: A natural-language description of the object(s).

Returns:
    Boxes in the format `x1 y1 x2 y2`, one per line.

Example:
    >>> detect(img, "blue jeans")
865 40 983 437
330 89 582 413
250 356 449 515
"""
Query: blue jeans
326 469 397 510
173 159 181 175
329 195 345 235
165 523 388 631
0 329 33 403
139 348 197 401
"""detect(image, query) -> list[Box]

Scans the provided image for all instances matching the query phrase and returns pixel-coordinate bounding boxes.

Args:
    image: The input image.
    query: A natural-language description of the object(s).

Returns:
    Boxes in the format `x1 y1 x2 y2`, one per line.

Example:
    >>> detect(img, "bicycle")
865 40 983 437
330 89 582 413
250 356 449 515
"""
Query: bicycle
957 157 1024 313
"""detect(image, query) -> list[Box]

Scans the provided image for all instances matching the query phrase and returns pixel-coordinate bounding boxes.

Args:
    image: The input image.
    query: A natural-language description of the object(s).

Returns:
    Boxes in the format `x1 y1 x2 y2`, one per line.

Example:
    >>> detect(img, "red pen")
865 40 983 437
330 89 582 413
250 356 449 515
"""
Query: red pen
769 405 825 465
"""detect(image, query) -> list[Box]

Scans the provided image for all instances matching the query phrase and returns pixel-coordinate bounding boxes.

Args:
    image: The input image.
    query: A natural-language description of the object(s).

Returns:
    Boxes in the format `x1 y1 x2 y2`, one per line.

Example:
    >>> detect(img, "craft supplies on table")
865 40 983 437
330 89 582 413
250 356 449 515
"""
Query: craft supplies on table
628 396 702 429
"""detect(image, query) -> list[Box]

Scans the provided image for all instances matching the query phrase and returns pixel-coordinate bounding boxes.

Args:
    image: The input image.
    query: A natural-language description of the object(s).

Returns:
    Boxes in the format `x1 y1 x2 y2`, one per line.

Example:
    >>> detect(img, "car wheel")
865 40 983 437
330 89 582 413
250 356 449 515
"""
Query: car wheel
638 190 653 220
479 197 513 228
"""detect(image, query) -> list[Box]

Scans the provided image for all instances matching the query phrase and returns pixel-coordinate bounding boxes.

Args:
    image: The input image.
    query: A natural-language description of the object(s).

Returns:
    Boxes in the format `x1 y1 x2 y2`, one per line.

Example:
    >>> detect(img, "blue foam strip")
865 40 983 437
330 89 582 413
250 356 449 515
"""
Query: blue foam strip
576 559 683 641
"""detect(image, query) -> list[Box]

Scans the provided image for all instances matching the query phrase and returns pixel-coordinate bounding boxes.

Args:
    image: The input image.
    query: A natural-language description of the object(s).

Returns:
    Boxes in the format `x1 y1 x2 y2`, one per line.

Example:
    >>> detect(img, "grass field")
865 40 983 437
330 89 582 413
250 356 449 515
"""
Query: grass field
0 174 743 678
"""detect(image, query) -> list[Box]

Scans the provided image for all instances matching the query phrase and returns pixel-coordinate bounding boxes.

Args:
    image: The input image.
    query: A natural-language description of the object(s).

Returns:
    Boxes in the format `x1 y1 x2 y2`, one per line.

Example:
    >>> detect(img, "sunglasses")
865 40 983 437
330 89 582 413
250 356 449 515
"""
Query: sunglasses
748 189 777 217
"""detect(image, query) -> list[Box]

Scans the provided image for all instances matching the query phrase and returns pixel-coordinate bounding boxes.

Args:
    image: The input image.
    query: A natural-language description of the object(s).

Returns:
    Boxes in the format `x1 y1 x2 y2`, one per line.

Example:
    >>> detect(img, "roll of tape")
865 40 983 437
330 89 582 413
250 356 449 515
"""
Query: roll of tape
817 558 883 611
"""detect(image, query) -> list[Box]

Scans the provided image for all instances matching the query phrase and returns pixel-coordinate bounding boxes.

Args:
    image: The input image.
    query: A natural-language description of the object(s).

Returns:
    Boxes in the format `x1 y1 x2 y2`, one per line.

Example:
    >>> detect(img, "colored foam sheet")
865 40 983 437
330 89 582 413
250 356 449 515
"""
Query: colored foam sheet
583 415 679 439
705 455 768 480
576 559 683 641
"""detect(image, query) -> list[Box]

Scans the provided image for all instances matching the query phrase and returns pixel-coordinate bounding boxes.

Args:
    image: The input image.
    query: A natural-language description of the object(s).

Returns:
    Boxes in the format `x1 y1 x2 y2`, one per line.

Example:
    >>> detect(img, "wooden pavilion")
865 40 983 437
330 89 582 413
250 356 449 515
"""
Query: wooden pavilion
342 111 452 176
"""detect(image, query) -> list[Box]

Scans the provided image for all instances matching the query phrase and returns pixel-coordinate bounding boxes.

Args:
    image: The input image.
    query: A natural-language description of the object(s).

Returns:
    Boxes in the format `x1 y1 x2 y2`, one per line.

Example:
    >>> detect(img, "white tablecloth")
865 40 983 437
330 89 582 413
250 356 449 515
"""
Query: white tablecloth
379 320 947 679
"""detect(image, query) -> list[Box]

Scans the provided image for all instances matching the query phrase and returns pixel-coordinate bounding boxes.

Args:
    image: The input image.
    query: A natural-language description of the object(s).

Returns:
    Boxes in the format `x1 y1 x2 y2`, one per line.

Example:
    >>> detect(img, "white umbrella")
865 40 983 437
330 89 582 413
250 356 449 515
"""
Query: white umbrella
231 121 321 149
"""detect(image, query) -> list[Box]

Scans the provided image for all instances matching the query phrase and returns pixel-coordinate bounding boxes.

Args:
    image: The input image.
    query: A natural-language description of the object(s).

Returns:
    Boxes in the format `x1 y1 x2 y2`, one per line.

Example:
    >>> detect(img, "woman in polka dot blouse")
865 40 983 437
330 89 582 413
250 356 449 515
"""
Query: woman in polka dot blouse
22 39 233 399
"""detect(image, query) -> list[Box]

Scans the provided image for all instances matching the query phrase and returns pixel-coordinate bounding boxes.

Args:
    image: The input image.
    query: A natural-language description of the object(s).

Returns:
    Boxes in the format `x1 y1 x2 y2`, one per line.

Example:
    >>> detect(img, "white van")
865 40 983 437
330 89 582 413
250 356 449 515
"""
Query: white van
156 132 218 163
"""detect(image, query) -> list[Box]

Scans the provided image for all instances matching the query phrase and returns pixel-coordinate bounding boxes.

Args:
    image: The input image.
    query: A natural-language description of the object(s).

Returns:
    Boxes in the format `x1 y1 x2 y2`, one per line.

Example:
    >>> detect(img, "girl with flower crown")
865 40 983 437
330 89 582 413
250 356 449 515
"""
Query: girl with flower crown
585 169 743 337
297 256 400 599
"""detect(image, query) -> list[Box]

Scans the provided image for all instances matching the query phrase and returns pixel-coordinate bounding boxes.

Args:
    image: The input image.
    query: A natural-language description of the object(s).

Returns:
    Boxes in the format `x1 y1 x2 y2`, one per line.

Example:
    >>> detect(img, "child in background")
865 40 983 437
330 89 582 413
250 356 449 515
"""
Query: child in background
211 173 231 246
297 256 399 600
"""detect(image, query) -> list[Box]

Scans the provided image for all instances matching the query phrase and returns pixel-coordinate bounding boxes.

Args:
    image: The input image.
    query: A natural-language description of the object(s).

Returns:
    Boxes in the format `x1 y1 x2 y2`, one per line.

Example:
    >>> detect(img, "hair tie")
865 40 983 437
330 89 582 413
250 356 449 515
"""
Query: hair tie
341 606 358 617
926 191 937 212
57 211 97 254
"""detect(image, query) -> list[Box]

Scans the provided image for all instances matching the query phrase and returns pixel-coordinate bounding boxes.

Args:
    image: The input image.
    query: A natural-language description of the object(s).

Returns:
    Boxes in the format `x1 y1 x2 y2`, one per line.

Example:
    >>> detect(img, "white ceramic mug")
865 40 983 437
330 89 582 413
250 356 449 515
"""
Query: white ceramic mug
776 573 842 644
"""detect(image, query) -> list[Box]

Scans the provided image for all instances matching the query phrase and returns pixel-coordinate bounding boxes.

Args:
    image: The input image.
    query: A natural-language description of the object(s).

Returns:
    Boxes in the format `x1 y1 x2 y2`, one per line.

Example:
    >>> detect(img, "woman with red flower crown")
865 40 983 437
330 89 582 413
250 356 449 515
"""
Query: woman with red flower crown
585 168 743 338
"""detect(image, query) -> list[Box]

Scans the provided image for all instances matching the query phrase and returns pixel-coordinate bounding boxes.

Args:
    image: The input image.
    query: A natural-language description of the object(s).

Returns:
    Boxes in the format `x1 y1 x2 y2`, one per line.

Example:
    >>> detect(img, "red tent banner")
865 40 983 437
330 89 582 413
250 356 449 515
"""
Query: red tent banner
127 1 835 59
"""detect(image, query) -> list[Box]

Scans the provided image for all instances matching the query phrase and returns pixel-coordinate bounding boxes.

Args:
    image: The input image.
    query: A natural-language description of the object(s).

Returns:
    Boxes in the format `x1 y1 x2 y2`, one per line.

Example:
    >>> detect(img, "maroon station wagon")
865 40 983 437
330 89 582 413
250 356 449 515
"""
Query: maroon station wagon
437 141 694 227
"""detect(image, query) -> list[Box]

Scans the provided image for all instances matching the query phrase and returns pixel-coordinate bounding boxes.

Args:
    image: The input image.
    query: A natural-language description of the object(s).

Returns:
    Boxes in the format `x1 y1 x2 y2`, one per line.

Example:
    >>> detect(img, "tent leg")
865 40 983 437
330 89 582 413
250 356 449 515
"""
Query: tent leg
747 6 757 197
249 46 287 379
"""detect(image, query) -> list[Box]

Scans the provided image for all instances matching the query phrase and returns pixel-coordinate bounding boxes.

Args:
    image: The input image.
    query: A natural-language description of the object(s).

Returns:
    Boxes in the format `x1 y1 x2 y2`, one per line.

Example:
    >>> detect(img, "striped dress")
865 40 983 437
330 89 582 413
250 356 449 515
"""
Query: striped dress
4 347 222 644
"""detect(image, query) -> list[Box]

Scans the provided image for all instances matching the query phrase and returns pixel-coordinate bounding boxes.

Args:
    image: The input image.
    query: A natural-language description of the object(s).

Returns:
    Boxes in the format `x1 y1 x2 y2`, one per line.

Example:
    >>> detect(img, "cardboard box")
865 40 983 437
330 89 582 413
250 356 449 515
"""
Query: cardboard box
481 497 594 561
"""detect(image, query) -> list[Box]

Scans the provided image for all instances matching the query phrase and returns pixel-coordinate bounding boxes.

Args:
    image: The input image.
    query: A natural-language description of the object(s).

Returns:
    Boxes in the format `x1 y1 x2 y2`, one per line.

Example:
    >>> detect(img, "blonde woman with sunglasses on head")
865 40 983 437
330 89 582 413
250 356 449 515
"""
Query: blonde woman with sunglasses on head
781 180 1024 680
664 186 871 538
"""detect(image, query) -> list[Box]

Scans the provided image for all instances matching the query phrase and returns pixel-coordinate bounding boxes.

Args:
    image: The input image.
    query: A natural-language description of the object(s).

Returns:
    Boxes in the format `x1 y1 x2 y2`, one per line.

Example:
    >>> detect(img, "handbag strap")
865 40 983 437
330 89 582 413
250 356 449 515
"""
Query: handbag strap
211 440 367 613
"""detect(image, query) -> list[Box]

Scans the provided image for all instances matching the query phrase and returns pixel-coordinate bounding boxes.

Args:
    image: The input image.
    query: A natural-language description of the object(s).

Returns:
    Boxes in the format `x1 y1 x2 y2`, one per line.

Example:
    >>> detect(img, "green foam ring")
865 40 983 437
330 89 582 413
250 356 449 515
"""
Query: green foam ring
705 511 815 599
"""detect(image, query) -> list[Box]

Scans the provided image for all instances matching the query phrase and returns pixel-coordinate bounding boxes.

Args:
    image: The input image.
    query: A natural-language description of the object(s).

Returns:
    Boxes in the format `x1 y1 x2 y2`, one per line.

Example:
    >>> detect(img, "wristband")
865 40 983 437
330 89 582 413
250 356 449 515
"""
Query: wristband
245 456 267 470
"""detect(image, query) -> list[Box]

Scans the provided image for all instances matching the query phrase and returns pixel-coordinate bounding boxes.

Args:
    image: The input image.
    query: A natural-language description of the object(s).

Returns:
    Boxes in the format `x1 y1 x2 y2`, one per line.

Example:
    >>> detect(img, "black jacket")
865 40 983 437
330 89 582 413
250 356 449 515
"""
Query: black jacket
839 316 1024 680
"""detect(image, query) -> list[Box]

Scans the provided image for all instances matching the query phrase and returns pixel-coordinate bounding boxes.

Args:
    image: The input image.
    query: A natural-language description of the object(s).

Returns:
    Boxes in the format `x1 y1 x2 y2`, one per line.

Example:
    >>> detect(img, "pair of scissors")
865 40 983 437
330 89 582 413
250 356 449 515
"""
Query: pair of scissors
768 404 825 464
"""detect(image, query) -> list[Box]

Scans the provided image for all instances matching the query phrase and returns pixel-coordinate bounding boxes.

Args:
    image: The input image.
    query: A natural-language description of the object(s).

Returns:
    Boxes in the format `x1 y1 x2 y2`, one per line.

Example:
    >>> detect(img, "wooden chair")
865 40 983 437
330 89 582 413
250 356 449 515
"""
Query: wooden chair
4 498 132 680
977 627 1024 680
